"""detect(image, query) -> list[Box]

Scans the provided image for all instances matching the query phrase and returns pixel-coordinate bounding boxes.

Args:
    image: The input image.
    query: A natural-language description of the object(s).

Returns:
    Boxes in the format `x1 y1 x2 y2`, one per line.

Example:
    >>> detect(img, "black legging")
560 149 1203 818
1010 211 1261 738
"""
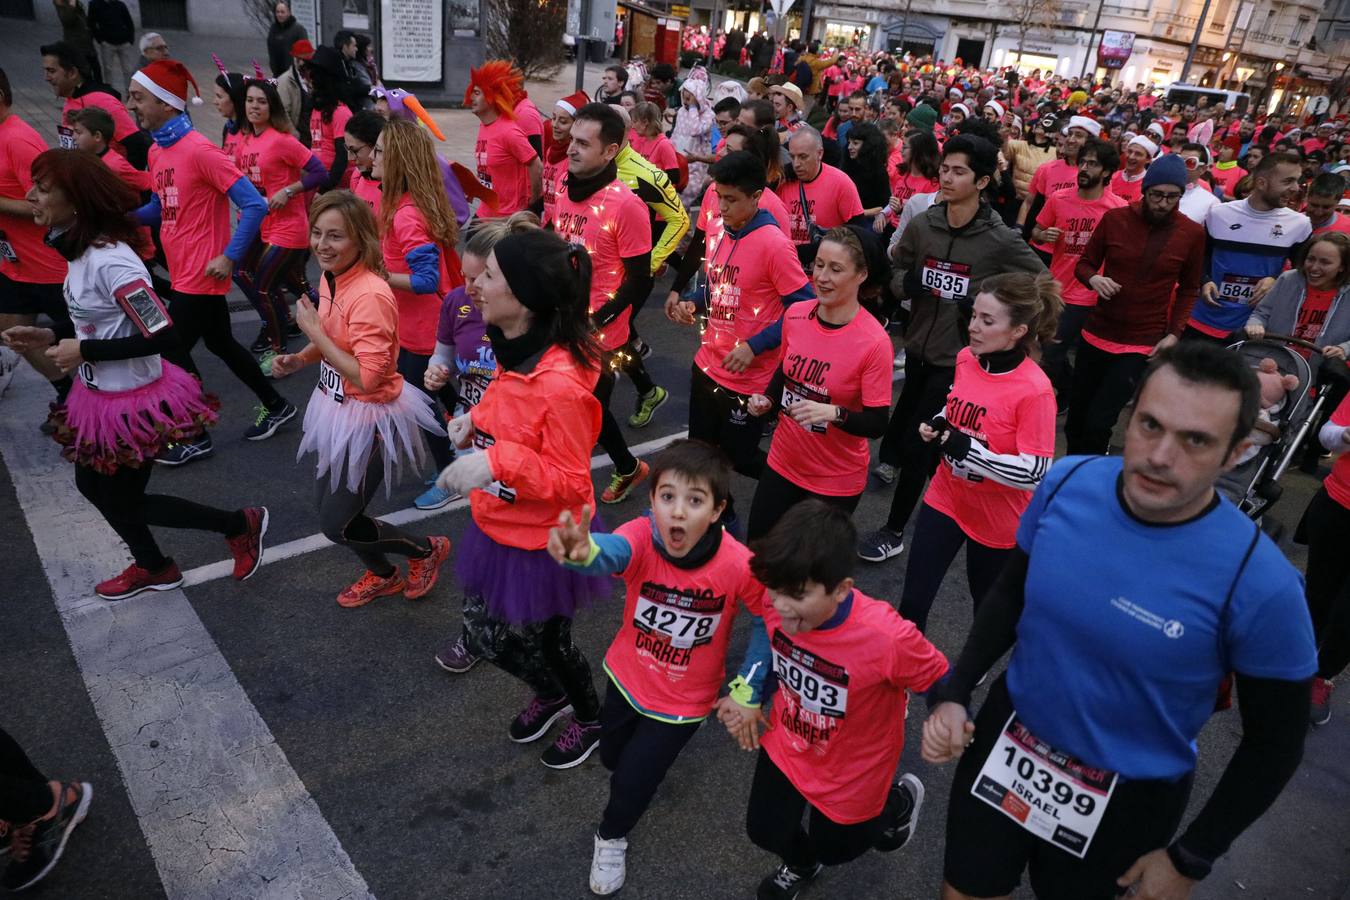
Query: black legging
747 464 861 541
0 727 52 825
316 446 433 576
876 358 953 534
688 365 765 523
595 361 639 476
1064 341 1149 456
164 292 286 412
396 348 454 471
1302 487 1350 680
1040 303 1093 404
75 462 246 571
597 682 700 839
898 502 1011 634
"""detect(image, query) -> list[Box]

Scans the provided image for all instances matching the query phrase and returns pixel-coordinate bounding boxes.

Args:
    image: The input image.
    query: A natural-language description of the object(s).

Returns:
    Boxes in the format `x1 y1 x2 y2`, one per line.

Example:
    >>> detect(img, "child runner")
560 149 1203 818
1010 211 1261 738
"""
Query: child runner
665 150 815 532
232 78 328 376
2 150 266 599
546 439 770 895
745 227 892 540
896 272 1061 634
720 501 947 900
69 107 156 265
270 192 450 607
433 228 609 769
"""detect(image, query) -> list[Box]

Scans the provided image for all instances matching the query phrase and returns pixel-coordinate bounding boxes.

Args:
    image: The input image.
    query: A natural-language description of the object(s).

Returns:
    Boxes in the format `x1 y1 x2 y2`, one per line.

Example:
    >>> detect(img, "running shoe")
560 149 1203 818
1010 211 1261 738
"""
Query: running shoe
756 862 823 900
0 782 92 892
1311 677 1334 726
258 349 279 378
509 695 573 743
414 481 461 510
589 833 628 895
628 385 669 428
874 773 925 852
249 326 270 353
634 337 652 360
225 507 269 581
540 716 602 769
95 560 183 601
600 460 649 504
243 402 297 441
285 318 303 340
434 634 480 673
156 434 214 466
404 536 450 600
337 569 406 608
857 528 905 562
893 349 906 369
871 462 896 484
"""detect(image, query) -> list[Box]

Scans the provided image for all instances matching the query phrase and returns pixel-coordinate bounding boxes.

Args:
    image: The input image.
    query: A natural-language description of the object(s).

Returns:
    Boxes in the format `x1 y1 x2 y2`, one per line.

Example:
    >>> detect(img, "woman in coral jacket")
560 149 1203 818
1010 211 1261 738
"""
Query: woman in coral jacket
434 227 611 770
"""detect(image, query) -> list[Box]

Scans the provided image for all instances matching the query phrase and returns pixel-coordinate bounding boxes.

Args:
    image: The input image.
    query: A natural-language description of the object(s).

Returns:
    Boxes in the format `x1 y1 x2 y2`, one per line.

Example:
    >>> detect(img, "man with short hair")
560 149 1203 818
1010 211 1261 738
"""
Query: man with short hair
1018 114 1097 259
776 127 864 272
770 82 806 141
1109 134 1155 203
1306 172 1350 236
597 65 627 105
925 340 1316 900
643 62 675 110
40 40 148 167
138 32 168 65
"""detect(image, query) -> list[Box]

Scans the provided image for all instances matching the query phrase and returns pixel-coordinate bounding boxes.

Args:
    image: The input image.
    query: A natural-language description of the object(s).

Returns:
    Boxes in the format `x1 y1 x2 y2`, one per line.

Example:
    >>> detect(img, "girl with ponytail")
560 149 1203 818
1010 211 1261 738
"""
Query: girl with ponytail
893 270 1062 635
433 228 610 770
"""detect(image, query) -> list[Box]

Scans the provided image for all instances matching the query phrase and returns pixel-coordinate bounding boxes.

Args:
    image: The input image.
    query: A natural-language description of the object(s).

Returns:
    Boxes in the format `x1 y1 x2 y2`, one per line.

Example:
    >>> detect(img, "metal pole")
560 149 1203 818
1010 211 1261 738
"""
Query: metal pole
1179 0 1214 84
575 0 592 91
899 0 912 54
1079 0 1105 78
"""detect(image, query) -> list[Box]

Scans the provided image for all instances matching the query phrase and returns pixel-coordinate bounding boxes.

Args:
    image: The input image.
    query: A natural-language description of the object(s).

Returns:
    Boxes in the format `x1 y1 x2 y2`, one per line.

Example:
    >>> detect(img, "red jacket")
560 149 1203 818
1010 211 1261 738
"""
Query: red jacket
1076 203 1205 347
470 344 601 550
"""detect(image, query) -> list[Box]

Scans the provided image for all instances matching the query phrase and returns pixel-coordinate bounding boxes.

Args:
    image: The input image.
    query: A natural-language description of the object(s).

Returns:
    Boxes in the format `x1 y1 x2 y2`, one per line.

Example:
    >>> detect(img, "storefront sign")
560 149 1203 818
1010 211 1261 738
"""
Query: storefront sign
1098 30 1135 69
670 4 690 17
381 0 443 81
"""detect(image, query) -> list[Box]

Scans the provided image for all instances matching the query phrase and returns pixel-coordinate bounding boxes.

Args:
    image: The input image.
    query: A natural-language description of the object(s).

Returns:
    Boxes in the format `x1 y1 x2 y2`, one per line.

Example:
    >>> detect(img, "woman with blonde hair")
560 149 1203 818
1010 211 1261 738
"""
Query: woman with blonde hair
373 117 465 508
271 191 450 608
895 271 1062 633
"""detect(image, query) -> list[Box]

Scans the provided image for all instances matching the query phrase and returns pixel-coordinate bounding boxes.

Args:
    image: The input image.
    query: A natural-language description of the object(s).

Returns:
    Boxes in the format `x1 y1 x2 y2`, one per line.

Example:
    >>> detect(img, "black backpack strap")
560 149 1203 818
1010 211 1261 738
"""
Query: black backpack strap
1043 455 1098 509
1218 520 1263 674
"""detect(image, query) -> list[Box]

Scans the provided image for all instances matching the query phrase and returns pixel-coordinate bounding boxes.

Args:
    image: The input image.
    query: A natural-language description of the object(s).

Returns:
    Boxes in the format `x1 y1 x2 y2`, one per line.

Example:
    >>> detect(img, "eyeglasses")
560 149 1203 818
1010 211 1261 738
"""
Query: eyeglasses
1145 189 1183 203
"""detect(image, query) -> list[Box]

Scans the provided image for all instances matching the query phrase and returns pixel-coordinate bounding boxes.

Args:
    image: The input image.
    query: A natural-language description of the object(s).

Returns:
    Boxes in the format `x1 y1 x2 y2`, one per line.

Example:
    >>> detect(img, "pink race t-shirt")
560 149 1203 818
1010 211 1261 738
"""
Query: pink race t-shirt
1313 212 1350 238
148 130 245 296
101 150 155 260
1028 158 1079 251
60 91 139 149
474 117 537 219
545 177 651 351
0 116 66 284
382 193 457 355
887 171 939 227
513 97 544 147
540 155 567 227
1325 393 1350 510
923 349 1057 548
310 105 353 177
776 164 864 247
603 518 767 721
1109 170 1145 204
236 128 314 249
694 220 809 395
1036 187 1128 307
630 133 678 172
697 182 792 244
351 170 382 214
761 590 948 824
767 302 893 497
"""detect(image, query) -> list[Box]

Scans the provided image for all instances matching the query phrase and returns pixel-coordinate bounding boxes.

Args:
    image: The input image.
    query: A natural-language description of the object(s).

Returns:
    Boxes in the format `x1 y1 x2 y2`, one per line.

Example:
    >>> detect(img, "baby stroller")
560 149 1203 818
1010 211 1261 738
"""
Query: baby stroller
1219 334 1330 520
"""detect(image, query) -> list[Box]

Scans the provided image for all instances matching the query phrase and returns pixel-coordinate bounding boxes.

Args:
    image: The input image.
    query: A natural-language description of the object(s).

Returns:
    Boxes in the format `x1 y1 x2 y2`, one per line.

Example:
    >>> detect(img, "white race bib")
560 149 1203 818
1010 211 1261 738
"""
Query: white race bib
633 593 722 649
1218 274 1260 302
781 379 828 433
0 232 16 264
57 125 76 150
771 647 848 718
458 372 490 409
316 360 346 404
471 430 514 503
971 713 1118 859
921 257 972 300
77 361 98 390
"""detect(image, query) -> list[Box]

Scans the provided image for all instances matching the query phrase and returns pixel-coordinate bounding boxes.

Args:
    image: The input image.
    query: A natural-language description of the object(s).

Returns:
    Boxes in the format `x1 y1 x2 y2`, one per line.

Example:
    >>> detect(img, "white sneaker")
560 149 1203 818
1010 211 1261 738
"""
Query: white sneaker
589 833 628 895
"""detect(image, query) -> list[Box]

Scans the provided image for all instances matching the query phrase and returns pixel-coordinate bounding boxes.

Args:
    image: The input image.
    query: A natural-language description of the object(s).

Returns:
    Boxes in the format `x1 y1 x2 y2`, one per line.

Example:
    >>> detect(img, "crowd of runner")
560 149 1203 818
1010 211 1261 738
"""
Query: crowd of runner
0 26 1347 900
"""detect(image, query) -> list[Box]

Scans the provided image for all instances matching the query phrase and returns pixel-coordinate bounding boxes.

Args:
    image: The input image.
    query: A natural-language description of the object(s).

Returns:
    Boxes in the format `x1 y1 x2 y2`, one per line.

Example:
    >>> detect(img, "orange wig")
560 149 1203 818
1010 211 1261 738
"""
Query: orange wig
464 61 523 120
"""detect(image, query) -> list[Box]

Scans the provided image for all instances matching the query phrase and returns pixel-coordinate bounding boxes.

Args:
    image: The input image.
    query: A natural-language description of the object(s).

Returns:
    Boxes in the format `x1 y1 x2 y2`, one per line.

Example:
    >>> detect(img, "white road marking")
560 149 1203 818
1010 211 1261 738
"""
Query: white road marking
0 366 373 900
180 430 690 587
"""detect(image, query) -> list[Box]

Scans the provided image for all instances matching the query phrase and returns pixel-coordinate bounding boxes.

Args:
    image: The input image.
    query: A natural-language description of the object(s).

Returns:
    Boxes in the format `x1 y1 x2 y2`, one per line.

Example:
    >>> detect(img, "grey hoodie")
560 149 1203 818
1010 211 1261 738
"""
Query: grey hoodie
1246 269 1350 362
897 201 1046 367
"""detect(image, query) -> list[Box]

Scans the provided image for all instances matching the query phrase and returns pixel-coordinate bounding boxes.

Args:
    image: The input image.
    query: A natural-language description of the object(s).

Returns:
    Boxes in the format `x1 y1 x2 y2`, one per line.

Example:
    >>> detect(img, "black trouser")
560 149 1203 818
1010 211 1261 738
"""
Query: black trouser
597 682 701 840
1041 303 1094 404
75 462 245 571
462 600 601 722
0 726 53 825
1303 487 1350 679
1064 342 1149 456
747 464 862 541
164 292 286 412
595 363 639 475
745 749 885 870
877 358 953 534
618 341 657 397
899 503 1011 634
687 365 766 522
317 446 432 576
396 348 454 471
1180 324 1231 346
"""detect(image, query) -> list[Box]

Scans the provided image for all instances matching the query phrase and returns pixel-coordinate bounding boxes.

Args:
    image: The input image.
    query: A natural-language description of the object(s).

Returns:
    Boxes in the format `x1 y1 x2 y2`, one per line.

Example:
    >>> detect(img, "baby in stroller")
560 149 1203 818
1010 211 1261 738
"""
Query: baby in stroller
1236 358 1300 466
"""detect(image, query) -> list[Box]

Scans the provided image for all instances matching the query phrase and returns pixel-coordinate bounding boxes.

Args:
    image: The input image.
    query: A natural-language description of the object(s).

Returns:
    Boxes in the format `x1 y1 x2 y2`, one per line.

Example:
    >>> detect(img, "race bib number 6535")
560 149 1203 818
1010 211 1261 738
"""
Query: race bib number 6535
921 258 972 300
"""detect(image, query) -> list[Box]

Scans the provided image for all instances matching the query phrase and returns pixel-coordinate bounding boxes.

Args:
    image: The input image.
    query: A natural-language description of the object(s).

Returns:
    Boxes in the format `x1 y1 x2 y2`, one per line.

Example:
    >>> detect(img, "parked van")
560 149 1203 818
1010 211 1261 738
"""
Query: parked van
1162 83 1251 116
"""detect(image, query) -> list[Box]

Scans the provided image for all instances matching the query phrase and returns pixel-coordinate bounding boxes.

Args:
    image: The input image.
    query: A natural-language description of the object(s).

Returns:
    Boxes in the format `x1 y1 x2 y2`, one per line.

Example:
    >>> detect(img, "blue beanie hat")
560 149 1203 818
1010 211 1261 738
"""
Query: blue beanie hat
1141 153 1188 193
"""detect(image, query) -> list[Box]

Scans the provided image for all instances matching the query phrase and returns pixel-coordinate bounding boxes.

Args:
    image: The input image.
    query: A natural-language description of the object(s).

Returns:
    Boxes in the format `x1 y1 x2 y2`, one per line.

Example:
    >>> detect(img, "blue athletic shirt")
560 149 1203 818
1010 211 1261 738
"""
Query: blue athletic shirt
1189 199 1311 336
1006 456 1316 781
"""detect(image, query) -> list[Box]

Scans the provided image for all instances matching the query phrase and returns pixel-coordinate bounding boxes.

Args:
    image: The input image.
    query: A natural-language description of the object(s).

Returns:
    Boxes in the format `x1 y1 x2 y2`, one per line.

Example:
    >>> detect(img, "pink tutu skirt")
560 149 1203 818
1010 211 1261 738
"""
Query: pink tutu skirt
296 380 446 495
50 362 218 474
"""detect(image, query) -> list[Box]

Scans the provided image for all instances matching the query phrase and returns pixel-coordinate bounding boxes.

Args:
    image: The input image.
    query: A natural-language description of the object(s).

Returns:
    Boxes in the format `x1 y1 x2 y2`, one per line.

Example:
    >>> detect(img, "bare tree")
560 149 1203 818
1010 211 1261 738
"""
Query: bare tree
245 0 275 36
1010 0 1064 66
484 0 567 80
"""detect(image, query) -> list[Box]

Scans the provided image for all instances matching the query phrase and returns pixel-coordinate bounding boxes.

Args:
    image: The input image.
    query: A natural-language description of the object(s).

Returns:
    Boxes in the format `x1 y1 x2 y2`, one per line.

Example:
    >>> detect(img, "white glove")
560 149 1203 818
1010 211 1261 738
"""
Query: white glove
447 412 476 449
437 452 494 496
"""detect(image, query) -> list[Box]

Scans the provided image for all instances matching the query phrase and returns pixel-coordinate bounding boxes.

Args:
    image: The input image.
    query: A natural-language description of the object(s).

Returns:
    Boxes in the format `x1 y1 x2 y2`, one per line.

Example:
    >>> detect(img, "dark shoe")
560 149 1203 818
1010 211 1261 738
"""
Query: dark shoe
225 507 268 581
249 326 271 353
756 862 823 900
874 773 924 852
509 695 573 743
155 434 214 466
857 528 904 563
539 716 602 769
1 782 92 892
243 403 297 441
95 560 183 601
435 634 480 673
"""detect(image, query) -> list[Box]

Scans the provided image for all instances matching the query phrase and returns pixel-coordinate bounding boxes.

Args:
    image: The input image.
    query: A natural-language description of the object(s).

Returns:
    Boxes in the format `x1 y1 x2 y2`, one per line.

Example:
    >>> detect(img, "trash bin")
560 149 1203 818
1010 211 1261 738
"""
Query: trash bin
588 39 610 62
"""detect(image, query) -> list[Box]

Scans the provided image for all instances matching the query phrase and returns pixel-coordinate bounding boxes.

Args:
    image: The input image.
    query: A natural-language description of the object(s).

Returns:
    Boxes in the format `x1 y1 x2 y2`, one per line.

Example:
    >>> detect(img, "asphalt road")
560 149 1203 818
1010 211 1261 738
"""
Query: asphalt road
2 277 1348 900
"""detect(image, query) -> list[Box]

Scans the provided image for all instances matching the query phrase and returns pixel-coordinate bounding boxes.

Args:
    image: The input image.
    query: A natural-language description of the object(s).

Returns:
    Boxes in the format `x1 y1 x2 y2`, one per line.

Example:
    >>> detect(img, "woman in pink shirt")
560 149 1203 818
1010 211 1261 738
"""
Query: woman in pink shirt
271 192 449 608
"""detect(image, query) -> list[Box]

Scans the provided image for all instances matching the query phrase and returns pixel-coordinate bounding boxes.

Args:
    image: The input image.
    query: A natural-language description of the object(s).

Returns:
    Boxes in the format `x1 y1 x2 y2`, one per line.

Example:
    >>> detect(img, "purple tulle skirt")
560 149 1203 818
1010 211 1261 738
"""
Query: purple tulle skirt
456 517 613 626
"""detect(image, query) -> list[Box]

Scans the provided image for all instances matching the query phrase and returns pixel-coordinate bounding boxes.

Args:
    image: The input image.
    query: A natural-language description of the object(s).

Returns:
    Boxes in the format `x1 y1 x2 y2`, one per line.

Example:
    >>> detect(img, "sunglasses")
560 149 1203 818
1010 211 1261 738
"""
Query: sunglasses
1181 156 1202 170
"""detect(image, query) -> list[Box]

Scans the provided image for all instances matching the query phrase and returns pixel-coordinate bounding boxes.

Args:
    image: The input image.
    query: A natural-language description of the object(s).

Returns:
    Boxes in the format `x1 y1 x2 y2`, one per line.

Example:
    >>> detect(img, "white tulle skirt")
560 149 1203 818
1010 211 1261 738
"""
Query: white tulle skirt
296 381 446 495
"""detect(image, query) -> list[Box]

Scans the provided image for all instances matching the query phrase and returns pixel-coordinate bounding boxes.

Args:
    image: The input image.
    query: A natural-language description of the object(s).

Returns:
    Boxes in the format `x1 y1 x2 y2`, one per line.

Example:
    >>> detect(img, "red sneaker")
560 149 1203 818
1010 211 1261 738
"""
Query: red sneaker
404 536 451 600
338 570 406 608
225 507 269 581
95 560 183 601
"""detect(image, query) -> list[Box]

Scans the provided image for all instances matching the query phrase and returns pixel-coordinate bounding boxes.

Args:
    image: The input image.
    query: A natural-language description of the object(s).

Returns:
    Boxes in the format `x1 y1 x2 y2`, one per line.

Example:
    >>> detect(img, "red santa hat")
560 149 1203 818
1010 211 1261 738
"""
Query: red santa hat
132 59 203 110
555 90 590 117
